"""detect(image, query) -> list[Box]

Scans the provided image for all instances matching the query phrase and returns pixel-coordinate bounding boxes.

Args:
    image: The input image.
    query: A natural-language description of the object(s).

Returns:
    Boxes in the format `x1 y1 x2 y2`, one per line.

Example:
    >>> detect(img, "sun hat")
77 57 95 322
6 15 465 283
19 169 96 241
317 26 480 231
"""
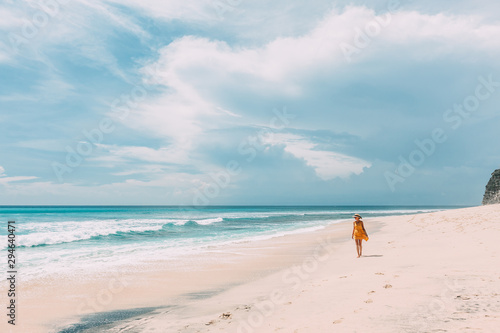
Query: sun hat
353 214 362 219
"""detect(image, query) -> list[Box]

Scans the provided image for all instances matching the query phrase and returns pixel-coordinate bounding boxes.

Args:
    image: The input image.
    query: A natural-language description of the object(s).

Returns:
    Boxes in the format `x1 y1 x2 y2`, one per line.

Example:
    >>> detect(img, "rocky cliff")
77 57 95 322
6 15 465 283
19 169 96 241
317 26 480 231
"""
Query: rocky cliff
482 169 500 205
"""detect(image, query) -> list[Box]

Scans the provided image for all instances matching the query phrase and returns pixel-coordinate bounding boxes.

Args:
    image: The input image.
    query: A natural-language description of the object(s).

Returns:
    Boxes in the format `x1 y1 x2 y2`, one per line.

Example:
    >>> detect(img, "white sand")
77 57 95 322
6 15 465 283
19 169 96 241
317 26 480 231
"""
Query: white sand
2 205 500 332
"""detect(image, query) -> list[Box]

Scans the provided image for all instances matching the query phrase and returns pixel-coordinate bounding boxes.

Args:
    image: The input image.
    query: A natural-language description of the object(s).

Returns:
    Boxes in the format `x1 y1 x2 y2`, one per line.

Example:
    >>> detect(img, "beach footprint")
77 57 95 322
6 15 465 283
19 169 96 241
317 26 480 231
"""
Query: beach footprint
219 312 232 320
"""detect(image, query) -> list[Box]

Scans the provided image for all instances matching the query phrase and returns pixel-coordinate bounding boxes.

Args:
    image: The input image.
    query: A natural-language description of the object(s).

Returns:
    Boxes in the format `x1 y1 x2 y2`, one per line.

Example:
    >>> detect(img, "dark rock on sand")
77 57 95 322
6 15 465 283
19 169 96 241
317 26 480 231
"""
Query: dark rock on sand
483 169 500 205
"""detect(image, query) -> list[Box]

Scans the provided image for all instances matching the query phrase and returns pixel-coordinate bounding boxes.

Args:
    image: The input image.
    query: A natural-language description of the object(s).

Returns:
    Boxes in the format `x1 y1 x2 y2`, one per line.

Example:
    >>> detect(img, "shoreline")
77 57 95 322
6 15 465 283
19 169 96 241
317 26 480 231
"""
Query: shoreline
6 215 359 332
3 205 499 332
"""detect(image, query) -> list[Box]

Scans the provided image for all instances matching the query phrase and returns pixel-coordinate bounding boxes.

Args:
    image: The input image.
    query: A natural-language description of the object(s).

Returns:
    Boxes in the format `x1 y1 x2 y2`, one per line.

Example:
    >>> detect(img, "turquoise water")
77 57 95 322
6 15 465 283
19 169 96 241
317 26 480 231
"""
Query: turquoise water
0 206 462 280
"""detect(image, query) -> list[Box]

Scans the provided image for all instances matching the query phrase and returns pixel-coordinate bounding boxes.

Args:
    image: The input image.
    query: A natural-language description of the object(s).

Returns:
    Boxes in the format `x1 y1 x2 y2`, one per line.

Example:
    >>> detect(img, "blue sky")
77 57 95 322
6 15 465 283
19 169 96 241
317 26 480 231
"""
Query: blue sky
1 0 500 205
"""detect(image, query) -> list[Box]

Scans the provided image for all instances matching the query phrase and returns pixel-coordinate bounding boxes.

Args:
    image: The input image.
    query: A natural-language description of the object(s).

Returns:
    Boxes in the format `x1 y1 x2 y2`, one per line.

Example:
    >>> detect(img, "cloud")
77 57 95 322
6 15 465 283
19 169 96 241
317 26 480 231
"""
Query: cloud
0 7 25 29
118 6 500 171
74 0 149 38
103 0 218 22
2 2 500 205
0 0 149 80
143 6 500 91
264 133 371 179
0 166 37 184
0 176 38 184
134 6 500 131
216 106 242 118
96 144 191 165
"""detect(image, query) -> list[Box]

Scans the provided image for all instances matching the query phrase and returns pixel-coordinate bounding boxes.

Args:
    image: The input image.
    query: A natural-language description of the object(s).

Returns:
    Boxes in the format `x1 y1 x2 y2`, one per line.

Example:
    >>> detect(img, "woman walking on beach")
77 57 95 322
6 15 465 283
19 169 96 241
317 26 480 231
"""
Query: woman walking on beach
352 214 368 258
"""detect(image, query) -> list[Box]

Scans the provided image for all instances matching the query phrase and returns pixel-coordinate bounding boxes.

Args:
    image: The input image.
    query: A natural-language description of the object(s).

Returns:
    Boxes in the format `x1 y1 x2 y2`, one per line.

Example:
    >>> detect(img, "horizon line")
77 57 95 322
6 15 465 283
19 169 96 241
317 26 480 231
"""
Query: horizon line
0 204 474 207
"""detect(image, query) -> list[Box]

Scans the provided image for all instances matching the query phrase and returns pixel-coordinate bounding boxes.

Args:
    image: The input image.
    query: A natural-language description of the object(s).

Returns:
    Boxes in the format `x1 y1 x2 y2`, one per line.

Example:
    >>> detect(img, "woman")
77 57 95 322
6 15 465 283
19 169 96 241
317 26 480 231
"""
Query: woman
352 213 368 258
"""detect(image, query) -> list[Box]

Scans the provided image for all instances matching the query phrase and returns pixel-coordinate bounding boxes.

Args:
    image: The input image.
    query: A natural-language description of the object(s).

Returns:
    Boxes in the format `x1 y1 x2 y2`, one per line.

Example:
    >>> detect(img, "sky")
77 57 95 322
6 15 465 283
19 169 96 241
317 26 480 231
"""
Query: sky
0 0 500 206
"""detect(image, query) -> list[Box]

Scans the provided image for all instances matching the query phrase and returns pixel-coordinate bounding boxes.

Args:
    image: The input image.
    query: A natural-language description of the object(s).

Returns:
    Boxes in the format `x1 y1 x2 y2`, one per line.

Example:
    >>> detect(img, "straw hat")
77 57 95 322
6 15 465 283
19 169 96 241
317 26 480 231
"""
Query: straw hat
353 213 362 219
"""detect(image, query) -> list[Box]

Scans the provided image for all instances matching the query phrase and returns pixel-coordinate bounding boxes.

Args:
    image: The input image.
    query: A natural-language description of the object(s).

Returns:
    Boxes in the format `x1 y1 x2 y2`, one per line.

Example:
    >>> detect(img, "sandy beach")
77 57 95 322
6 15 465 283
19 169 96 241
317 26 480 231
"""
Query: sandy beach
3 204 500 333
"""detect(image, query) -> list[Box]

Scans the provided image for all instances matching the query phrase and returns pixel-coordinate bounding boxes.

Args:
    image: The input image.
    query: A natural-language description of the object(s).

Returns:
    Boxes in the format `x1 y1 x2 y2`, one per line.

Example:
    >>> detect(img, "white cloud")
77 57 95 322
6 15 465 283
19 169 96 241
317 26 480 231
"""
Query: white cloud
0 5 23 64
0 166 38 184
216 106 242 118
135 6 500 121
119 6 500 170
143 6 500 92
0 176 38 184
97 144 191 165
0 7 24 29
264 133 371 180
74 0 149 38
0 1 149 79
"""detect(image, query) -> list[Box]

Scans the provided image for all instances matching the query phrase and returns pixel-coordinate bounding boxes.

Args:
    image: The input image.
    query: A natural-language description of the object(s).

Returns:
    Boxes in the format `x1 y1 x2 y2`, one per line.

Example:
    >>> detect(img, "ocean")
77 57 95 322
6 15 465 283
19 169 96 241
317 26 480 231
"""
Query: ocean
0 205 462 281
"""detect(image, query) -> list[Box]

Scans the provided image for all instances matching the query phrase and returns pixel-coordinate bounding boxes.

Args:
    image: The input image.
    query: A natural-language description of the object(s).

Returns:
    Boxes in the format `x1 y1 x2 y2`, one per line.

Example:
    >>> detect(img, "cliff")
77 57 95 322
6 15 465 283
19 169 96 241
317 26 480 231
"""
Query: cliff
482 169 500 205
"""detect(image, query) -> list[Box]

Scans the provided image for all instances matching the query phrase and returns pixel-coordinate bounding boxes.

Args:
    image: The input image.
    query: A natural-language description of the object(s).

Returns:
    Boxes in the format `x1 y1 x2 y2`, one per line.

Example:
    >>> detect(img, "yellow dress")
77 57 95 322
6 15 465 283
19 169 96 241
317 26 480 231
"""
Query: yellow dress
353 221 369 241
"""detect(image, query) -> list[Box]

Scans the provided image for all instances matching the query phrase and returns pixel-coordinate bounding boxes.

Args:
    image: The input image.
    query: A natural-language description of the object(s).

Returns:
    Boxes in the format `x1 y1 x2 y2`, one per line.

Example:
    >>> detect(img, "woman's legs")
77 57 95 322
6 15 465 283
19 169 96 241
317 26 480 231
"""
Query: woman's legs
355 239 362 257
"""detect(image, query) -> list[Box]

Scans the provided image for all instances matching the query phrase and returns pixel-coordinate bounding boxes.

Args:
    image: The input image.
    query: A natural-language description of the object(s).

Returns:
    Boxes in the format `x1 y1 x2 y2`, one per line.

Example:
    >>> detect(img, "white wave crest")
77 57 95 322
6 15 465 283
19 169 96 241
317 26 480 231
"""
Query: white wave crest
194 217 224 225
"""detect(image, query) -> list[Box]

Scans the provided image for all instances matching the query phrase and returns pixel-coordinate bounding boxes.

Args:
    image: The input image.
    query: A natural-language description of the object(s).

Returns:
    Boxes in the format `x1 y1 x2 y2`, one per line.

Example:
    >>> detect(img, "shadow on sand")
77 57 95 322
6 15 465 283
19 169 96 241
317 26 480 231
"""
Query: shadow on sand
362 254 383 258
